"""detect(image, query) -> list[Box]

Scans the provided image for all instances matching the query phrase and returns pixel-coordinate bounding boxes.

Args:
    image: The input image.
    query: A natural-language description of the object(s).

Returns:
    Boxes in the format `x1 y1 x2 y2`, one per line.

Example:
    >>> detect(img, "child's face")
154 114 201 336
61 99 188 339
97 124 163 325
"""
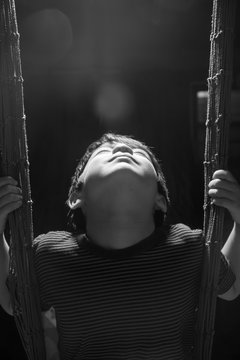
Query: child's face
78 141 160 207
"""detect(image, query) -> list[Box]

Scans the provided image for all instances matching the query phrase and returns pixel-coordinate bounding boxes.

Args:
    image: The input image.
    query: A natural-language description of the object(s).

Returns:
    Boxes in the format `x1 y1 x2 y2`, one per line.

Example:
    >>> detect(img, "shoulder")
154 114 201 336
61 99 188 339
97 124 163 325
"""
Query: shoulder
164 223 203 249
168 223 202 240
162 223 204 264
32 231 78 255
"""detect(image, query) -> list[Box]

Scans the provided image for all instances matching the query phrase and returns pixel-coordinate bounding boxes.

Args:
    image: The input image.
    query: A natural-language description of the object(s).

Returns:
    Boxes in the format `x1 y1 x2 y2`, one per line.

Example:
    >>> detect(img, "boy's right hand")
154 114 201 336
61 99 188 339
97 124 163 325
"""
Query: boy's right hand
0 177 23 234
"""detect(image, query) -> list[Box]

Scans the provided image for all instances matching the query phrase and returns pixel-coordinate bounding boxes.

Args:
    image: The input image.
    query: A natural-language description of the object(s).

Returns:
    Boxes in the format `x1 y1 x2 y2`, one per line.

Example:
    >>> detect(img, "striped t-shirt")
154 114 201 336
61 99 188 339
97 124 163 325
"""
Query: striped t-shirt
33 223 235 360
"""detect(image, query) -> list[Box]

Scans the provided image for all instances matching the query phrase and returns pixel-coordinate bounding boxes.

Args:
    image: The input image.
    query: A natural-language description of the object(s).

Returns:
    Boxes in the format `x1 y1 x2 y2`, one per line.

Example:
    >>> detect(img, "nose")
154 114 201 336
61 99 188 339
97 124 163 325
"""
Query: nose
112 143 133 155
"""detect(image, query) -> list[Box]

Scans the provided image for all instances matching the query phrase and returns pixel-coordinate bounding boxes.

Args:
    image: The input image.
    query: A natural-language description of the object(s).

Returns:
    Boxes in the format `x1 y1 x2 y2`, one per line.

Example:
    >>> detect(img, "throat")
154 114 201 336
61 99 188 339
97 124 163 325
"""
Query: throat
86 214 155 250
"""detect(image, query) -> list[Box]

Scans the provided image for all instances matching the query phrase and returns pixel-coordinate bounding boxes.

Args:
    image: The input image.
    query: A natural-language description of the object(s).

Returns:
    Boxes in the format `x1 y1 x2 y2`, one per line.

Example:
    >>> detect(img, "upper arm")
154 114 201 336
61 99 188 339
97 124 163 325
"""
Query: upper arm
0 297 13 316
41 307 60 360
218 281 240 301
0 278 13 316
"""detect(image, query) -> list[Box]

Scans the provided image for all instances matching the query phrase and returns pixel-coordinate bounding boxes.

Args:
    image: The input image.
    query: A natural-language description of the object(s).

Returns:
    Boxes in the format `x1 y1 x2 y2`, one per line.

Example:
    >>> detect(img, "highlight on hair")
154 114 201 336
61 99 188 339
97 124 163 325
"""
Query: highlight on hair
67 133 170 233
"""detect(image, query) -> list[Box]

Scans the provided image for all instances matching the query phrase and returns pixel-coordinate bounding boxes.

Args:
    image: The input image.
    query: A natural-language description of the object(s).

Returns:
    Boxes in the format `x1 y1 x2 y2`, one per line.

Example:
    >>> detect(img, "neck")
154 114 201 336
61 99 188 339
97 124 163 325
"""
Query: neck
85 212 155 250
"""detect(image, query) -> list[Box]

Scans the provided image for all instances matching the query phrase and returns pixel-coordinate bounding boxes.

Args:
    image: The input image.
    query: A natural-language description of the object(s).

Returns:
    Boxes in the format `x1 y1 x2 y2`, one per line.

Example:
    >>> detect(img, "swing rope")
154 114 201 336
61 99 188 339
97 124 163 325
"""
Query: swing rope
0 0 45 359
194 0 236 359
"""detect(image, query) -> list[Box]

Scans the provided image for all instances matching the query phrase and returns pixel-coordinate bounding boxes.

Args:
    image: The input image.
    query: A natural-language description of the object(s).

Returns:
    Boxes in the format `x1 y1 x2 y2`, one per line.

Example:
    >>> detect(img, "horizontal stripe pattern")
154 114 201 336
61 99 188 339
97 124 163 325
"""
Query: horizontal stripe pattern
32 223 234 360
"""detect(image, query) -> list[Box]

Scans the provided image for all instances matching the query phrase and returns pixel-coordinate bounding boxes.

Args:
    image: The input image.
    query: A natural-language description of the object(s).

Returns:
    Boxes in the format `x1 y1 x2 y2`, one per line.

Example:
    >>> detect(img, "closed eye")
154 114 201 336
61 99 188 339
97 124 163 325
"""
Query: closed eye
92 148 111 157
92 147 151 160
134 150 151 159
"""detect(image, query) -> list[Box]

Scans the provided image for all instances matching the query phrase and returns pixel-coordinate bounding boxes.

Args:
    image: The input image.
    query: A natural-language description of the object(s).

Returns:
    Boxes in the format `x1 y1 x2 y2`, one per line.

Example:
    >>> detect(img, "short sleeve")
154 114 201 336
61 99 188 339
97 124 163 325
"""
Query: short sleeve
217 252 236 295
32 234 52 311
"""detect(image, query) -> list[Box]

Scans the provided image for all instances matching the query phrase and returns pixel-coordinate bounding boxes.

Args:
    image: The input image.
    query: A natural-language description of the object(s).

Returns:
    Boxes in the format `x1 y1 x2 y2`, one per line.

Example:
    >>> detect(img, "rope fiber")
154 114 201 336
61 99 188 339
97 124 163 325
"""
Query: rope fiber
194 0 236 359
0 0 46 359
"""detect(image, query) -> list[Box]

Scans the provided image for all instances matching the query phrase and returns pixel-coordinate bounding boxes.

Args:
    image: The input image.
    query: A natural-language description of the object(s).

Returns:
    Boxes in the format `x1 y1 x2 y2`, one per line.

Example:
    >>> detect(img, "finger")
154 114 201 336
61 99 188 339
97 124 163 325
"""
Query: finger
212 170 238 183
211 197 233 210
0 177 18 187
0 200 23 219
0 184 22 199
208 187 236 202
0 193 23 209
208 178 240 193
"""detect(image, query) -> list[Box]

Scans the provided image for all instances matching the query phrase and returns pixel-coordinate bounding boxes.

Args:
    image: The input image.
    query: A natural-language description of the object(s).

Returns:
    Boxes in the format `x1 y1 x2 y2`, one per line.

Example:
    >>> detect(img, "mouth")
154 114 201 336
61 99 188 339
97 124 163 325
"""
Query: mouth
109 154 138 164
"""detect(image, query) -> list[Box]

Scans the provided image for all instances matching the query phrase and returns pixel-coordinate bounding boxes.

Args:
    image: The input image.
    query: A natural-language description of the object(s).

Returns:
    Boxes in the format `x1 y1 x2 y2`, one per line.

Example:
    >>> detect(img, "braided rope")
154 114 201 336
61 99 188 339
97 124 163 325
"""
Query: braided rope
0 1 46 359
194 1 236 359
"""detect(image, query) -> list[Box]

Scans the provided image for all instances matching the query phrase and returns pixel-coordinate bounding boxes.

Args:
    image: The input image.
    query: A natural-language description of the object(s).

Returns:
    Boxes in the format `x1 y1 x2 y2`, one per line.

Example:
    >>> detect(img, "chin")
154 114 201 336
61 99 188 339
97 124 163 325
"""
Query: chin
87 178 157 210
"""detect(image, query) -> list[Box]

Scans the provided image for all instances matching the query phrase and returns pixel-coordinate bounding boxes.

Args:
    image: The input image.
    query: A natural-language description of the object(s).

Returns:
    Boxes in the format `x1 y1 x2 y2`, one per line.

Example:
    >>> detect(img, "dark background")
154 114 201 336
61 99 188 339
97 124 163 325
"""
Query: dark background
1 0 240 358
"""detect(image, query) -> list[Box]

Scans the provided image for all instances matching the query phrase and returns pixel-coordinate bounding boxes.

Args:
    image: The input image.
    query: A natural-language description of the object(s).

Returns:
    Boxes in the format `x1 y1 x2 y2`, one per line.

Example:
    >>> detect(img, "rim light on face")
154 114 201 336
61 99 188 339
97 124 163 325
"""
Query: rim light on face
67 134 170 234
91 144 152 161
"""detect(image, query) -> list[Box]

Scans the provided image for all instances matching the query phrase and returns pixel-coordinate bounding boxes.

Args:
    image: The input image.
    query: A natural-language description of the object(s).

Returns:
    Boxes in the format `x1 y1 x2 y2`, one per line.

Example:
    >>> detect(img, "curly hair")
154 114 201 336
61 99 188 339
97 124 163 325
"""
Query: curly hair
67 133 170 233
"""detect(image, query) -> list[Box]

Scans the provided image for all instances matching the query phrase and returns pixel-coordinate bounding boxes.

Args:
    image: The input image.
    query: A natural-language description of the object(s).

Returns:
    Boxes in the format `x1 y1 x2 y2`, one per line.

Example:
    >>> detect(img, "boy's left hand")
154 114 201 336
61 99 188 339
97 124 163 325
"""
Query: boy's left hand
208 169 240 225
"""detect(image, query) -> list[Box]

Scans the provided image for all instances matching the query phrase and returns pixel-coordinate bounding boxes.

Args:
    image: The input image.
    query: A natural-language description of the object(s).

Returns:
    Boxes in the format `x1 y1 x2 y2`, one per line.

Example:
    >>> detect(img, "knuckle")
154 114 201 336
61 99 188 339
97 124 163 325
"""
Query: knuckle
5 184 12 192
1 176 13 183
209 179 221 188
209 188 217 195
214 179 222 187
1 184 12 193
9 193 21 201
8 193 14 200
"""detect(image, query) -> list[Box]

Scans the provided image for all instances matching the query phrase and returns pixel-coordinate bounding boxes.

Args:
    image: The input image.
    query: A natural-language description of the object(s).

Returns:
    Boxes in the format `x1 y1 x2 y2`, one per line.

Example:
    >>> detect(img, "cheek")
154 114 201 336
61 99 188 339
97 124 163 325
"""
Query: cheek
141 164 159 195
80 159 104 182
80 161 109 196
140 161 158 182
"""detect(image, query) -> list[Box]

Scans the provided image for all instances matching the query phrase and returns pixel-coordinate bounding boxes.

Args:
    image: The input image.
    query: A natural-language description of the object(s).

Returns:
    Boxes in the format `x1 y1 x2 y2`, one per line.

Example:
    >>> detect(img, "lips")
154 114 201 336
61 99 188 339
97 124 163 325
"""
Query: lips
110 154 138 163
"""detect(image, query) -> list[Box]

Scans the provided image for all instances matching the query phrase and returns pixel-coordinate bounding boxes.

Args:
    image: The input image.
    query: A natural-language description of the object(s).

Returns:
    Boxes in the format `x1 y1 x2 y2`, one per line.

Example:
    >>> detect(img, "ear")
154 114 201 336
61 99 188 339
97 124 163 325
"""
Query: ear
154 194 167 214
67 191 84 210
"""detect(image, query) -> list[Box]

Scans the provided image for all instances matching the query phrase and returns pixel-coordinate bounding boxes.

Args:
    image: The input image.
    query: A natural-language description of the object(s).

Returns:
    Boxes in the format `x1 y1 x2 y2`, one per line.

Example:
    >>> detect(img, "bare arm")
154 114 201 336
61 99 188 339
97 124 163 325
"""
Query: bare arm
0 233 12 314
219 222 240 300
0 177 59 358
42 307 60 360
0 176 22 314
208 170 240 300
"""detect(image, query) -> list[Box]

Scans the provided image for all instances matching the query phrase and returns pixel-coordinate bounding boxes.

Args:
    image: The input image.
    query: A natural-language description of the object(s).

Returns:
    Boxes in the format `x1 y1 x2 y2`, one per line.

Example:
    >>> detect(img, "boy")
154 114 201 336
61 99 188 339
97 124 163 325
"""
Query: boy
0 133 240 360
